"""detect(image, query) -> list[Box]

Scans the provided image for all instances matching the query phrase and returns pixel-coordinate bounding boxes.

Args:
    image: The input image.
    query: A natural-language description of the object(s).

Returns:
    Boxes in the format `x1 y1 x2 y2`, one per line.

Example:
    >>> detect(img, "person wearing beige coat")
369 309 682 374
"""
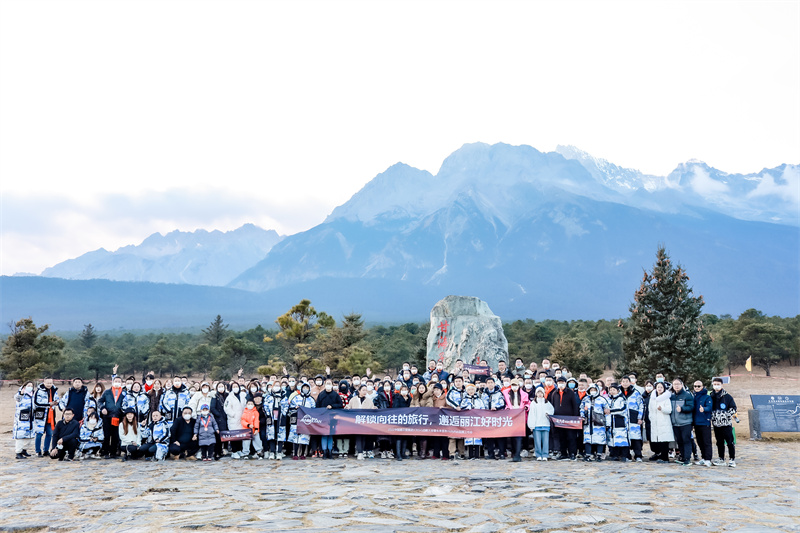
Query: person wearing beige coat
347 386 376 459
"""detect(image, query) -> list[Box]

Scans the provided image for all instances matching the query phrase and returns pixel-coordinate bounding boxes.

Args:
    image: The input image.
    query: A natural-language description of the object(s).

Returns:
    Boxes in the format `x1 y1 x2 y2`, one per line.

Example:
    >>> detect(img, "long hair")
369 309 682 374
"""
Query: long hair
92 382 105 399
122 412 138 435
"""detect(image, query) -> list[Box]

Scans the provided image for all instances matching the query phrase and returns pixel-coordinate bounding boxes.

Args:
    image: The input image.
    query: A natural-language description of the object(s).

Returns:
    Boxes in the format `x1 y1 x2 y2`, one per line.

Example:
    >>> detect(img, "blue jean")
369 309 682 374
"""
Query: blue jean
534 429 550 458
320 435 333 451
35 425 54 454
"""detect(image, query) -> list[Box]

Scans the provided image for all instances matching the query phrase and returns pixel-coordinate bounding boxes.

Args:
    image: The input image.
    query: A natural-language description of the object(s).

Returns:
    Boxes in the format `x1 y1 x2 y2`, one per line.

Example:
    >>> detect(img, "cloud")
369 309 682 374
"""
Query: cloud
690 166 729 197
747 165 800 206
0 188 332 275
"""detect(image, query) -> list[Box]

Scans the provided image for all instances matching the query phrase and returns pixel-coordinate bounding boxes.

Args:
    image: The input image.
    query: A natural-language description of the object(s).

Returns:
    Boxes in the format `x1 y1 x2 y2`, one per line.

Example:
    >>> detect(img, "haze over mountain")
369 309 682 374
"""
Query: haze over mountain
8 142 798 330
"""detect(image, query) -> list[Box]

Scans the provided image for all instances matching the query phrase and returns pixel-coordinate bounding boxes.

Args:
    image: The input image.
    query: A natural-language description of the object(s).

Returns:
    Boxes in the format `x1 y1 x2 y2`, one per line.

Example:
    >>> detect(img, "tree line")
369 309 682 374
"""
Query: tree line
1 249 797 384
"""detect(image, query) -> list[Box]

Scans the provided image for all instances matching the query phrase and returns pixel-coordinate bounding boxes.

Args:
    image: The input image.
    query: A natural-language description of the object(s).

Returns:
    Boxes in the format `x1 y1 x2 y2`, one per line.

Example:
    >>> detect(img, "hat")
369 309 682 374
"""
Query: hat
608 383 621 392
200 404 210 411
556 376 567 383
433 383 443 390
123 408 136 415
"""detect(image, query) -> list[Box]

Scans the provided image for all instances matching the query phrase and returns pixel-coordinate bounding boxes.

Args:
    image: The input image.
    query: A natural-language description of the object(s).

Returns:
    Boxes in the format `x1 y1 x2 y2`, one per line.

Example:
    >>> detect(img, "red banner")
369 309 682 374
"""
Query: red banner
463 364 490 376
547 415 584 430
298 407 526 438
220 429 253 442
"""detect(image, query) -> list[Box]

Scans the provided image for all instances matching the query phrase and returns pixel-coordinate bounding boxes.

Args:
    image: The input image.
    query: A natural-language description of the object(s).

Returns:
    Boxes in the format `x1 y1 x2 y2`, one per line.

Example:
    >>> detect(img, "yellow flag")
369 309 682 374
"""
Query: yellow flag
745 356 752 372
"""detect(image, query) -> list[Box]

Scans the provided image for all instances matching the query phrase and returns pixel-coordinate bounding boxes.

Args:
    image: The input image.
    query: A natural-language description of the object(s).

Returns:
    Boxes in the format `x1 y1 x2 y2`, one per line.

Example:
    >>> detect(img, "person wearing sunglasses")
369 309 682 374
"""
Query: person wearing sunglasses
692 380 713 466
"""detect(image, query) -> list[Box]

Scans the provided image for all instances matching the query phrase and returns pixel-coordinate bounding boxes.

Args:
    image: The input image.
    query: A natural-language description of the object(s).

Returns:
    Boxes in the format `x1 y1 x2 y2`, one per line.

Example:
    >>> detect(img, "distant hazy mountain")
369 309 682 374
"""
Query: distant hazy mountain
41 224 282 286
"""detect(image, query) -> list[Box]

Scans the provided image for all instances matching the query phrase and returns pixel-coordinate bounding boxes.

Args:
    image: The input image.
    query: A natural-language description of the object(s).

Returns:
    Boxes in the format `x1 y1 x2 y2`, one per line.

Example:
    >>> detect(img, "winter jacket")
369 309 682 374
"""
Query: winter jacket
13 389 36 440
119 423 142 447
79 420 104 447
347 395 376 409
446 386 465 409
316 390 344 410
194 413 219 446
580 394 609 445
485 386 507 410
503 389 530 411
693 388 713 426
549 387 580 416
392 393 412 408
160 385 192 423
209 392 229 432
622 386 645 440
607 393 630 447
527 399 555 430
189 391 215 416
648 390 675 443
375 390 393 409
33 384 60 433
432 392 448 408
59 386 88 422
669 388 695 427
710 389 737 427
52 418 80 448
170 417 195 444
99 387 126 420
241 406 260 433
459 393 488 410
223 390 248 430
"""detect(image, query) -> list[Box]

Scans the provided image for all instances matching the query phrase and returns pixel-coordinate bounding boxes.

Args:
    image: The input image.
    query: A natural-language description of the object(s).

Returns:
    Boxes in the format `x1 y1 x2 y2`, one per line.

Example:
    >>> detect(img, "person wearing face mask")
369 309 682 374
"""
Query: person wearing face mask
692 380 713 467
77 412 104 459
168 407 199 459
209 383 229 460
224 381 248 458
606 384 630 462
147 379 163 417
159 378 192 430
288 383 316 459
641 380 655 450
99 376 126 458
503 379 529 462
549 377 579 460
59 378 88 424
628 373 644 395
513 358 526 376
527 387 554 461
263 383 288 460
193 403 219 461
409 382 433 459
347 385 376 460
127 382 150 429
314 379 343 459
13 382 36 459
620 376 644 462
189 382 215 417
669 379 695 466
580 383 609 461
33 377 61 457
540 359 553 378
245 380 262 402
423 360 437 382
710 377 737 467
143 373 156 393
335 381 353 458
427 383 449 460
445 375 467 460
483 377 507 460
648 381 674 462
374 380 395 458
392 385 413 461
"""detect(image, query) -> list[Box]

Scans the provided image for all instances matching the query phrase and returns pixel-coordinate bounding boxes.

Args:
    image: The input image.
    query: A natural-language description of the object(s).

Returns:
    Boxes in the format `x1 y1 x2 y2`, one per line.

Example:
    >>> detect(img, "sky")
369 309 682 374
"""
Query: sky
1 0 798 276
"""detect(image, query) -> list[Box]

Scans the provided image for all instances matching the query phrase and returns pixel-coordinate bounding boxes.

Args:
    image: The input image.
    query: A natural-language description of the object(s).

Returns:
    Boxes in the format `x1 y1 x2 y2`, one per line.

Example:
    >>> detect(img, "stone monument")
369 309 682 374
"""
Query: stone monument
426 295 509 372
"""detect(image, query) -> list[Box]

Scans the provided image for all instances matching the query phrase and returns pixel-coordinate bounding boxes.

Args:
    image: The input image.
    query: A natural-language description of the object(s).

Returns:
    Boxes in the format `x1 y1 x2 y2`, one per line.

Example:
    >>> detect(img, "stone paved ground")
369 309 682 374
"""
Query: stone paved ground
0 438 798 532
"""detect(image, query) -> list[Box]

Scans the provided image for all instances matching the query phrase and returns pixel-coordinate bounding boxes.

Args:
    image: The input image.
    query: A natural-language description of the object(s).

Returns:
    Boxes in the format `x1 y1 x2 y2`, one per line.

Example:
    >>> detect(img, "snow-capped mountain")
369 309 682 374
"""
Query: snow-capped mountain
41 223 283 286
229 143 798 318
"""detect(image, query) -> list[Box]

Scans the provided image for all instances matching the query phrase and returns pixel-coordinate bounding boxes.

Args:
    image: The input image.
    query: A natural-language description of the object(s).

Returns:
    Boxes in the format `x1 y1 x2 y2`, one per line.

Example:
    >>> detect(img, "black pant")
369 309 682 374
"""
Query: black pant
121 444 141 459
101 417 120 456
585 443 605 456
200 444 213 459
139 443 158 457
484 438 506 459
630 439 643 459
714 425 735 460
169 441 199 457
467 444 480 459
51 438 78 460
509 437 522 459
609 446 629 459
651 441 669 460
694 425 712 461
432 436 449 459
554 426 577 457
673 425 692 462
394 438 405 460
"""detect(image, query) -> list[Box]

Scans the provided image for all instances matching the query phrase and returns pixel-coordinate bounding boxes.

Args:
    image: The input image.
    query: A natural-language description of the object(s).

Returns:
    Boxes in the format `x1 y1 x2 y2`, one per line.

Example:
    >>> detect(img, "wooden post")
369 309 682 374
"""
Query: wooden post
748 409 761 441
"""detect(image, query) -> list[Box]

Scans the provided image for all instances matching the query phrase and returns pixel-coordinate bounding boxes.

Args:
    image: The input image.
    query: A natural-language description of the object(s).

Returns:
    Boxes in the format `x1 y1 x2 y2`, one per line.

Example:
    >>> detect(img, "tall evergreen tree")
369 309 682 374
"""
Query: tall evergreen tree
203 315 229 346
0 318 65 382
79 323 98 350
619 246 720 384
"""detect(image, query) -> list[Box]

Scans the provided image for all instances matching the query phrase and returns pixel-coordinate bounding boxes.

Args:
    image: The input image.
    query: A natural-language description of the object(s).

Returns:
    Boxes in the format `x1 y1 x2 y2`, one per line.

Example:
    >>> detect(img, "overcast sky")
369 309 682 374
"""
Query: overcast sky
1 0 798 276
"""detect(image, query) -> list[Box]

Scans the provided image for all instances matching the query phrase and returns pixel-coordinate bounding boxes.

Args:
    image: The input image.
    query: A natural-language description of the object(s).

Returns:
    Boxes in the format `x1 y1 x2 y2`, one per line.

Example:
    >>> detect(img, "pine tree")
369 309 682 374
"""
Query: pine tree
203 315 229 346
79 323 97 350
619 246 720 384
0 318 65 382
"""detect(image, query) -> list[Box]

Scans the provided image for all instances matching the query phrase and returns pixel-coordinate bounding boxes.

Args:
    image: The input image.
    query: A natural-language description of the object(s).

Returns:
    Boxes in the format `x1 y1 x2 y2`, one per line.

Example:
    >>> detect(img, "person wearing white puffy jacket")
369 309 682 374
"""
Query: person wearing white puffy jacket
648 382 674 463
527 387 555 461
224 382 248 458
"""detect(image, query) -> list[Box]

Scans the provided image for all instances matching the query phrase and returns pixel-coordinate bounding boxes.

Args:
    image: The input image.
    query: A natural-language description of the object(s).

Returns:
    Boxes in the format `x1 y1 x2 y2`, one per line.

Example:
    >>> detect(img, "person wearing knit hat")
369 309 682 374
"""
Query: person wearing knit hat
607 383 630 462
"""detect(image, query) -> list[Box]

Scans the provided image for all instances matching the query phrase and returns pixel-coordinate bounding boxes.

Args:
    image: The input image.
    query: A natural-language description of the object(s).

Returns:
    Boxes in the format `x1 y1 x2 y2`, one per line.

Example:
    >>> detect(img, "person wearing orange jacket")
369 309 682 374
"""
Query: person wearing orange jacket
237 397 262 460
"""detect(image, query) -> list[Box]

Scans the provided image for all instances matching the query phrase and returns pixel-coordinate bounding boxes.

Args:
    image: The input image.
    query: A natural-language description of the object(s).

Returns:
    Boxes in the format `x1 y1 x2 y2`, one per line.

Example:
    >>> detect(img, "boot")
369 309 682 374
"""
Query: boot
395 441 403 461
418 441 427 459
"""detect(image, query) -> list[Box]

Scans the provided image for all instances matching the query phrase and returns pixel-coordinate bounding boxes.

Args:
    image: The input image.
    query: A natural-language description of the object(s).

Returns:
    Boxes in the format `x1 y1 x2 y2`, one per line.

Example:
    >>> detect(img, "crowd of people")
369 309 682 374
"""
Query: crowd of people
11 358 739 467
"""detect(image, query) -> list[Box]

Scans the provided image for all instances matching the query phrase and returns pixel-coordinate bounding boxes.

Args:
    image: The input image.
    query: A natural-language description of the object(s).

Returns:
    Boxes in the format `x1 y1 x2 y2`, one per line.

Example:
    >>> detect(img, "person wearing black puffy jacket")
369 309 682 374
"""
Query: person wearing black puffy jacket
315 380 343 459
392 386 412 461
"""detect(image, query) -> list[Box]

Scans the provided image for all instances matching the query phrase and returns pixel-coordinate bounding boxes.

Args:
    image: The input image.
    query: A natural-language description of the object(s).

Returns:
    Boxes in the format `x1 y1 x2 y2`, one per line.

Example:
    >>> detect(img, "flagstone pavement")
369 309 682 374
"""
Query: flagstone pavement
0 440 798 532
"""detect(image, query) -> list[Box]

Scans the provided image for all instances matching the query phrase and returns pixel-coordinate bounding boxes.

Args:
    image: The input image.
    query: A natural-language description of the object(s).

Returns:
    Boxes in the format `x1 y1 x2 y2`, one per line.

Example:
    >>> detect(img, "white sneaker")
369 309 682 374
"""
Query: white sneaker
231 452 241 459
520 449 529 458
276 453 282 460
357 453 364 460
695 460 705 465
728 460 736 468
543 457 548 461
536 457 542 461
196 452 202 460
712 459 725 466
268 452 275 460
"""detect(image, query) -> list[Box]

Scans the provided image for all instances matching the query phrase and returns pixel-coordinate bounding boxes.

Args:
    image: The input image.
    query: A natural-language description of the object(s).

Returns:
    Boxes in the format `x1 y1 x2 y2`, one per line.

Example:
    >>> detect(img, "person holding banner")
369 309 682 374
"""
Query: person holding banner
392 385 413 460
580 383 609 461
607 383 630 462
263 382 288 460
550 377 579 460
209 383 228 460
224 382 248 458
504 379 529 462
459 383 488 460
446 375 467 460
347 385 376 460
483 377 507 460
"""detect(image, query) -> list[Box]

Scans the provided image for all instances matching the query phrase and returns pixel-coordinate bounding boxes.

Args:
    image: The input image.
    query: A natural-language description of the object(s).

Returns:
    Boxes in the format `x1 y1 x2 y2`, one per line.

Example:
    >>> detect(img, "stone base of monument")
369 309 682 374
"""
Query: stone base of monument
748 409 761 440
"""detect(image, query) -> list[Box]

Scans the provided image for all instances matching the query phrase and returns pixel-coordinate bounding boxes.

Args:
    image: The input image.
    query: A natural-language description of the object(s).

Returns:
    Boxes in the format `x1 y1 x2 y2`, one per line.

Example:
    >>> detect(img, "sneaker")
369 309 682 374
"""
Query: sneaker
300 455 305 460
15 453 25 460
712 459 725 466
542 457 548 462
196 452 202 460
695 460 706 466
231 452 241 460
703 460 712 467
635 457 643 463
728 460 736 468
520 449 529 458
276 454 282 461
268 453 275 460
292 455 299 460
357 452 364 461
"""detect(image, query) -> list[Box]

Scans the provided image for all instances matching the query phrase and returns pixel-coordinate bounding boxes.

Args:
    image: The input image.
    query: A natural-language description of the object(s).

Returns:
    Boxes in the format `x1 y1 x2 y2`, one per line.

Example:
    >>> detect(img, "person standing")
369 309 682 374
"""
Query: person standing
13 382 36 459
710 377 737 467
193 403 219 461
621 376 645 462
692 380 713 466
580 383 609 461
209 383 229 460
392 384 413 461
503 379 529 462
549 377 579 460
99 375 125 458
33 377 60 457
669 379 695 466
59 378 88 424
606 383 630 462
446 375 467 460
648 382 674 462
288 382 316 459
527 387 554 461
315 379 343 459
160 379 192 428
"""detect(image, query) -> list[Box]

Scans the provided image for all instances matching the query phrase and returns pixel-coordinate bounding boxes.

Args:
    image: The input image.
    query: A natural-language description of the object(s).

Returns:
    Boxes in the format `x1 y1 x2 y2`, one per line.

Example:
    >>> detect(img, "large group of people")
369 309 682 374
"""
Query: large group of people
12 357 739 467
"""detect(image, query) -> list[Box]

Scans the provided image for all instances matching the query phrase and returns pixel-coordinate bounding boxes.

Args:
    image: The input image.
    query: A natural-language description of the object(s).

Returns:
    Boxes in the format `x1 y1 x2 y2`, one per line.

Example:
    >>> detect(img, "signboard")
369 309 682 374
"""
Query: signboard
547 415 584 430
297 407 526 438
463 364 490 376
750 395 800 432
220 429 253 442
